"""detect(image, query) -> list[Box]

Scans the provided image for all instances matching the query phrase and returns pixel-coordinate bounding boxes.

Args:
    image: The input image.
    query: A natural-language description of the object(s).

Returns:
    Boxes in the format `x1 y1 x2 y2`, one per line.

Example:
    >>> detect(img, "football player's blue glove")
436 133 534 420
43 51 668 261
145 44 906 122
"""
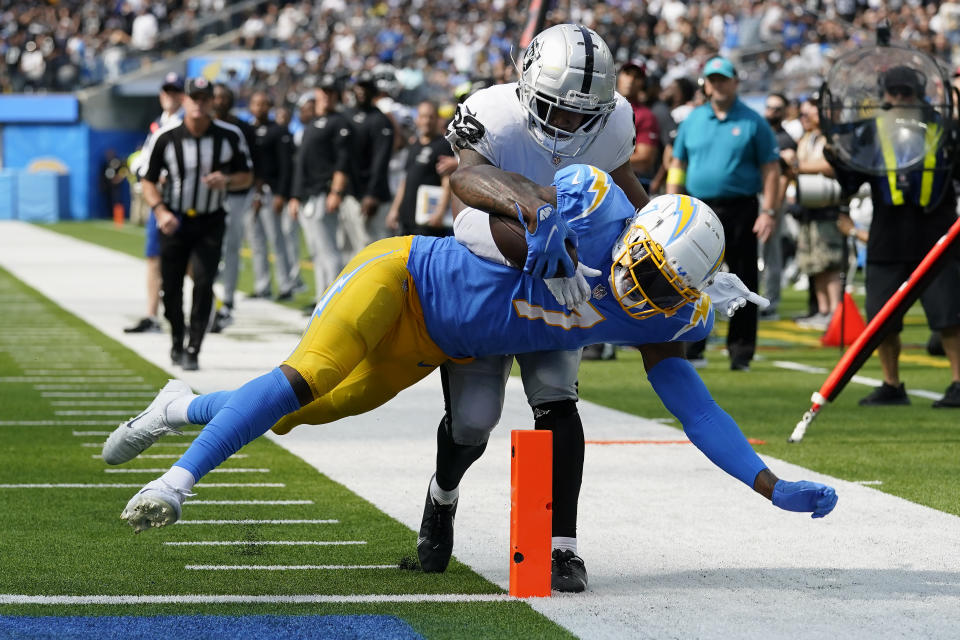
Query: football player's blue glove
519 202 577 279
772 480 838 518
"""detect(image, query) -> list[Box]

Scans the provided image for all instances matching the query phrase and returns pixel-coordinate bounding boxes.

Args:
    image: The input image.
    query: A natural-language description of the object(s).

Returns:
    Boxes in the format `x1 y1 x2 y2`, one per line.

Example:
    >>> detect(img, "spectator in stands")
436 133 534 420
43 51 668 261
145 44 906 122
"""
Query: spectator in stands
617 60 660 193
340 70 395 256
790 97 843 331
125 71 184 335
385 100 454 237
289 74 355 304
141 77 253 371
248 90 298 301
760 92 799 321
210 83 258 334
668 56 780 371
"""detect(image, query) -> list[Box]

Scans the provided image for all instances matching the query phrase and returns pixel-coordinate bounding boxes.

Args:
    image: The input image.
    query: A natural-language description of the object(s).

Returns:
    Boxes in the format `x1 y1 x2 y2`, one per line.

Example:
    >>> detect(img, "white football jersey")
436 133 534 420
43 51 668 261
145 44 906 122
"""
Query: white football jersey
445 82 635 184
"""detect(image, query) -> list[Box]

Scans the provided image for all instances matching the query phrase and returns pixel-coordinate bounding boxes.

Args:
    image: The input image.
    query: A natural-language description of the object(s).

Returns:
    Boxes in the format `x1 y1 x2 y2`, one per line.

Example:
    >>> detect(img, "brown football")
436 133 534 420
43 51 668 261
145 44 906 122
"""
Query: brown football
489 215 578 276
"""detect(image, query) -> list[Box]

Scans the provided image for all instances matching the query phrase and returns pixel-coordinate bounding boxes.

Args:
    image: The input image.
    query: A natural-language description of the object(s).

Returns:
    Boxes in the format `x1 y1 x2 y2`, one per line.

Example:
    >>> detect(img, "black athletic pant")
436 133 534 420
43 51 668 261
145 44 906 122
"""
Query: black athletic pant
159 210 226 353
687 196 759 365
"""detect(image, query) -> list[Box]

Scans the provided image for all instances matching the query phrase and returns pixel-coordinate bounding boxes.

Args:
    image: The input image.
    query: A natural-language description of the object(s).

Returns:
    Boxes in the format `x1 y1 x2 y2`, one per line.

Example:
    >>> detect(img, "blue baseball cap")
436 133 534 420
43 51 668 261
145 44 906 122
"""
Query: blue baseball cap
161 71 184 92
703 57 736 79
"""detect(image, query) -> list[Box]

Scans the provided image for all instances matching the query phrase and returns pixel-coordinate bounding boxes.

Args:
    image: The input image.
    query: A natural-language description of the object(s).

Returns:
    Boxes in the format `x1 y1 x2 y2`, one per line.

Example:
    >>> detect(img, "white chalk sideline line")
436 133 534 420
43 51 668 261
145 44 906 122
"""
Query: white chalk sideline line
0 593 512 605
42 392 156 398
81 442 189 448
74 430 201 436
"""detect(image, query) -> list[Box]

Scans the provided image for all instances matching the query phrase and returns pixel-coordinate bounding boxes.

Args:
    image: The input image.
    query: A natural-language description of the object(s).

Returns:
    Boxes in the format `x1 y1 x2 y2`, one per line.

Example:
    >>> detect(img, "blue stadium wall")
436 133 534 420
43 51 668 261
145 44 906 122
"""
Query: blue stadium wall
0 95 144 221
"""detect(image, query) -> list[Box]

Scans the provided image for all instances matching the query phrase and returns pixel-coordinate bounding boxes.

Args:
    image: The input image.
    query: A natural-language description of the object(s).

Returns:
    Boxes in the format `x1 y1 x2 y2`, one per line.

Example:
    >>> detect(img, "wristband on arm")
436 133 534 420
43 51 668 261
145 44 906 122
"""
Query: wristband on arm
666 167 686 187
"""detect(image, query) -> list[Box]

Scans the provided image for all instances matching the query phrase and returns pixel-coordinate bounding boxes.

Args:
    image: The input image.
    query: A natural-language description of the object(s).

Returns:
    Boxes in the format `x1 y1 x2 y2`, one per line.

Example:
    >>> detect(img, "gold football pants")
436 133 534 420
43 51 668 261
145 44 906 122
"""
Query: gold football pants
272 237 461 434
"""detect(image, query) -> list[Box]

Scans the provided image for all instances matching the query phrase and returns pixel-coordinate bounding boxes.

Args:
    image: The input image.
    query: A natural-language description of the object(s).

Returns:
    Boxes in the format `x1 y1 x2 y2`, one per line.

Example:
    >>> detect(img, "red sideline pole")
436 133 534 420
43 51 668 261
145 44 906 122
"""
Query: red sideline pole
789 214 960 442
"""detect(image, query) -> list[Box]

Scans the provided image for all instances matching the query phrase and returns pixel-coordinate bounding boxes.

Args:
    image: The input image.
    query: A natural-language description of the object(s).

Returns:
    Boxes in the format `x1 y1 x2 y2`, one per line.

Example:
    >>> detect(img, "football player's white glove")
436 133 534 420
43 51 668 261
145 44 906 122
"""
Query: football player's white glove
545 263 602 310
702 272 770 317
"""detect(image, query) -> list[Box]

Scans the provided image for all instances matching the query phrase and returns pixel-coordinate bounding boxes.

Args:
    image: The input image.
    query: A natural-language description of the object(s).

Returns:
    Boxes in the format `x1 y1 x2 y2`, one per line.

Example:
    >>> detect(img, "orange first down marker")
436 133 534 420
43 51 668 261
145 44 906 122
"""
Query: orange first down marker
509 429 552 597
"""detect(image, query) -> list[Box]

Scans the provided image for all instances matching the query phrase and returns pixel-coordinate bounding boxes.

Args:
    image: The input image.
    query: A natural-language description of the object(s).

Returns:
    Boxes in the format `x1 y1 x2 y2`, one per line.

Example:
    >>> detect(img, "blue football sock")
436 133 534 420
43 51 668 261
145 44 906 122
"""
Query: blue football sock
187 391 233 425
174 368 301 480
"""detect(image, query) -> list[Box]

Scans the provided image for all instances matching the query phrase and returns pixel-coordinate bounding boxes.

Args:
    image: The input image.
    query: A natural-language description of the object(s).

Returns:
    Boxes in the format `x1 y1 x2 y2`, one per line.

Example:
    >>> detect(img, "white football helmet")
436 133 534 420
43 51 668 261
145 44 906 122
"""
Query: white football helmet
611 195 725 320
517 24 617 158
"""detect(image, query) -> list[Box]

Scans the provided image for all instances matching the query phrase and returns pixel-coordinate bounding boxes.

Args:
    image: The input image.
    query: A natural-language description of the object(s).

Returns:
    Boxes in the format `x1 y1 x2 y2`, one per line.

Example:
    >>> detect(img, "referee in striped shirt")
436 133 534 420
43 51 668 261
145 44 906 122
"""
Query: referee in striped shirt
142 77 253 370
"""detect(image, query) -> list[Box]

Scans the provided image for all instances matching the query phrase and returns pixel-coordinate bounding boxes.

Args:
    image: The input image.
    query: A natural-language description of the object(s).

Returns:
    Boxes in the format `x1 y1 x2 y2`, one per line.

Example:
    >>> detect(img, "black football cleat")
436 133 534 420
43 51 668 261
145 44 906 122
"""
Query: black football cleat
859 382 909 406
181 347 199 371
551 549 588 593
125 317 162 333
417 481 457 573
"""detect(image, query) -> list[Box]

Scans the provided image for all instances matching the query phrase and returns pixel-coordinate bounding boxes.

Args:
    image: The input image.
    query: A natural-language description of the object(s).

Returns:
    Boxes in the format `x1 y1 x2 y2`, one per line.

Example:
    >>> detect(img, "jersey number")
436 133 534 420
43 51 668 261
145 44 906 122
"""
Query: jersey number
513 300 604 329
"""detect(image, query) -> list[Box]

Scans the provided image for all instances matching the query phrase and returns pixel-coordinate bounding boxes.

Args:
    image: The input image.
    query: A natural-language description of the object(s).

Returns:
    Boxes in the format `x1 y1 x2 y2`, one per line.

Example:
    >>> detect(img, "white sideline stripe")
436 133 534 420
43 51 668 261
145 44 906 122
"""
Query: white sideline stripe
0 594 512 605
164 540 365 547
0 483 284 488
33 385 153 390
42 392 156 398
57 410 137 416
189 500 313 505
0 421 115 426
855 480 884 486
772 360 945 400
82 442 190 448
53 401 144 406
105 468 269 474
176 519 338 525
90 453 247 459
27 370 134 376
185 564 393 570
0 376 143 382
74 430 201 436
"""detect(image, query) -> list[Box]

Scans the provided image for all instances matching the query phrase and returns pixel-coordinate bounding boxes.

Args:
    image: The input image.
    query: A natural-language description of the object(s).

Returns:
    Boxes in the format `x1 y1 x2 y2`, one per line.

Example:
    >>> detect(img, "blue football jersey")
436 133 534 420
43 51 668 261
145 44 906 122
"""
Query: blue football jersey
407 165 714 359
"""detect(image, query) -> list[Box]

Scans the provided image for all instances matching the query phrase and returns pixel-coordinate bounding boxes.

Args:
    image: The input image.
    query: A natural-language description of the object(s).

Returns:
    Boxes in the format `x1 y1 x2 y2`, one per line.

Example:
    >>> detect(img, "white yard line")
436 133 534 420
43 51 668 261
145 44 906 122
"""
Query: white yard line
42 392 156 398
772 360 945 401
185 564 395 570
163 540 365 547
57 410 141 416
0 421 116 426
175 519 337 525
74 430 201 436
104 468 269 474
188 500 313 505
0 483 284 488
0 594 512 605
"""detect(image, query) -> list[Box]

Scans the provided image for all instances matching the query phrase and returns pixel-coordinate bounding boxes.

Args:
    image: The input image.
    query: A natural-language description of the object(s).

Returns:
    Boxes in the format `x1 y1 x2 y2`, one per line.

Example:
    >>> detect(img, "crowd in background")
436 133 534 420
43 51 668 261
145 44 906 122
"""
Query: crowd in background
5 0 960 99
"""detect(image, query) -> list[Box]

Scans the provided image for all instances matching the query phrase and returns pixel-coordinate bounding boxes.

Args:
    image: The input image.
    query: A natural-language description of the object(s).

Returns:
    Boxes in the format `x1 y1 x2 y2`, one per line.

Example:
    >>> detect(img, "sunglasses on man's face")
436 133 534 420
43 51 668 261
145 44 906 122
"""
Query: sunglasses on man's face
765 103 785 111
886 86 915 98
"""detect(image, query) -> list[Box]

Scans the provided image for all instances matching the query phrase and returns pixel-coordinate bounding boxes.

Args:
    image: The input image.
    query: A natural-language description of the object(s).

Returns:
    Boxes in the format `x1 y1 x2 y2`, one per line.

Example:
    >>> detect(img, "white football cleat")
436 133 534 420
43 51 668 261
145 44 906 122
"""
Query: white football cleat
102 379 193 464
121 478 192 533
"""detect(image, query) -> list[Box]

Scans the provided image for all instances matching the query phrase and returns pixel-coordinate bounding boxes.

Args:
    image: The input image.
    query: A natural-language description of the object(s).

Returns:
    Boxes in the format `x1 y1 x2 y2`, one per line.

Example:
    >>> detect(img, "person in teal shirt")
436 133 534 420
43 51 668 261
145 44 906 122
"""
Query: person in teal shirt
666 56 781 371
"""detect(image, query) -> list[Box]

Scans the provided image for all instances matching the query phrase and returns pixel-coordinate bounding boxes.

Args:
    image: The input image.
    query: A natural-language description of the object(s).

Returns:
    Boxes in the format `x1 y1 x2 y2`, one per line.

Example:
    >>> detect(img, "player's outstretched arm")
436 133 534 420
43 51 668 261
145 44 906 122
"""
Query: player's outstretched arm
640 347 838 519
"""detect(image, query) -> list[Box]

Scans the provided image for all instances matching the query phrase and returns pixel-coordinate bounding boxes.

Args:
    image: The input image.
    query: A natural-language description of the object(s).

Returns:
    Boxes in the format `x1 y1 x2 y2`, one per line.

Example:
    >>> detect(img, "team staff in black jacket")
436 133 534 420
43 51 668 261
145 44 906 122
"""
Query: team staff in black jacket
288 74 358 301
339 69 395 256
142 77 253 370
249 90 299 300
211 83 258 333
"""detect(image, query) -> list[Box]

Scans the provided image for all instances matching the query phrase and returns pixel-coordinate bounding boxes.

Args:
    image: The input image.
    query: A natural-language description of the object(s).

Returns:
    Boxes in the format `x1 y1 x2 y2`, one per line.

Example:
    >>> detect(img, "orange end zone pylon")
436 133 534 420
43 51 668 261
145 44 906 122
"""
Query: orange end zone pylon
509 429 552 598
112 203 125 227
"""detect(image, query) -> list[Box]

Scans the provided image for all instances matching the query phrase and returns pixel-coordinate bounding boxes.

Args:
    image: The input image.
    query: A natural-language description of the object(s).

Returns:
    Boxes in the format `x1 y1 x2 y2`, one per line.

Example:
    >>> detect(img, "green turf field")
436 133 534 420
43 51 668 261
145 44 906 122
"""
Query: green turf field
0 264 573 638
